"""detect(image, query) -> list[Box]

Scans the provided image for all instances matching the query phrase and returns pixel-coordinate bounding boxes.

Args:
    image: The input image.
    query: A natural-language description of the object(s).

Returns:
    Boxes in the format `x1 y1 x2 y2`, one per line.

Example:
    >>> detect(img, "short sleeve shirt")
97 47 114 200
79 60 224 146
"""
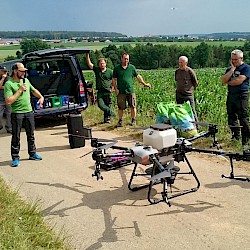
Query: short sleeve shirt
4 78 35 113
113 64 138 94
93 66 113 92
226 63 250 94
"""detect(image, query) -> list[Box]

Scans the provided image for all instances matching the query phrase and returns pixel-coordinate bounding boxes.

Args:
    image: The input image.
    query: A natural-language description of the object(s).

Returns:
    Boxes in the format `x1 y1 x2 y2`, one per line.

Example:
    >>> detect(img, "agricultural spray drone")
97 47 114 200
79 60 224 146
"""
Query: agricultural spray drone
81 122 250 207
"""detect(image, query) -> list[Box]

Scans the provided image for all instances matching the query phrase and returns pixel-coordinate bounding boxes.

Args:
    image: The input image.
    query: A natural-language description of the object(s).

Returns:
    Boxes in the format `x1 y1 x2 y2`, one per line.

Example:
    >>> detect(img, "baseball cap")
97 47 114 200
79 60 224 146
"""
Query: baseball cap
12 62 28 72
0 65 7 71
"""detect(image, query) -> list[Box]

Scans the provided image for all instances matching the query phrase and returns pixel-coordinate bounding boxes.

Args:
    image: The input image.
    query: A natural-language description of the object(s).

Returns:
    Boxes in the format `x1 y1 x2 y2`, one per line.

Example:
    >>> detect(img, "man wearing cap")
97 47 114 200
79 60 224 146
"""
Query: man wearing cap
0 66 12 133
4 62 44 167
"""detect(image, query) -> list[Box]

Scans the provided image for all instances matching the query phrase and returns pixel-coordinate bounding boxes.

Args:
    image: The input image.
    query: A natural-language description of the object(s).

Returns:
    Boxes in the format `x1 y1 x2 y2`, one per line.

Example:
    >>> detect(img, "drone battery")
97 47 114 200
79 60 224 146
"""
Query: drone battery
67 114 85 148
143 123 177 150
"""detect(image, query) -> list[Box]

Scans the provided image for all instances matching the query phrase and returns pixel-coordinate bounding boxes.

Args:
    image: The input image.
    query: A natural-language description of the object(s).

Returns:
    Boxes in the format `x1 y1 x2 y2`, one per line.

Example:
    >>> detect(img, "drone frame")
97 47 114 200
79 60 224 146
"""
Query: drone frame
82 122 250 206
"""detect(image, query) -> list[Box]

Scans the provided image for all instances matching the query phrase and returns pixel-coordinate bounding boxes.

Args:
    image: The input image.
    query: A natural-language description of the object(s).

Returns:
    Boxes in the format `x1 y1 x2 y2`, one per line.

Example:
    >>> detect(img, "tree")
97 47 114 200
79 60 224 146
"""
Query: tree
20 38 51 55
193 42 211 67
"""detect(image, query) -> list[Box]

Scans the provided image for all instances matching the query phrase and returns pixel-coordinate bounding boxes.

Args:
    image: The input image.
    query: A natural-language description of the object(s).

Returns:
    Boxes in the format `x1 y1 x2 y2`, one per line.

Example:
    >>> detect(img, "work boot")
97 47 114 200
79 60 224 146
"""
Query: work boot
116 119 123 128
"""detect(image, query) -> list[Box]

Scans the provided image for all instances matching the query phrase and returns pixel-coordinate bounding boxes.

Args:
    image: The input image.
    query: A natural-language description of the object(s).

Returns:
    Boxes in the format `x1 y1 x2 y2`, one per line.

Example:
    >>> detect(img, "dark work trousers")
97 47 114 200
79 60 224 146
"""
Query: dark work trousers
97 91 112 122
11 112 36 160
176 92 198 123
226 91 250 145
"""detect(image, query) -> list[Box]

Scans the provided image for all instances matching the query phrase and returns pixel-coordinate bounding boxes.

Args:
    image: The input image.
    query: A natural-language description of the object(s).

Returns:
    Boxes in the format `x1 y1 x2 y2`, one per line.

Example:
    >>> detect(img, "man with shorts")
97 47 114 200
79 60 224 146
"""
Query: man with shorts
112 52 151 127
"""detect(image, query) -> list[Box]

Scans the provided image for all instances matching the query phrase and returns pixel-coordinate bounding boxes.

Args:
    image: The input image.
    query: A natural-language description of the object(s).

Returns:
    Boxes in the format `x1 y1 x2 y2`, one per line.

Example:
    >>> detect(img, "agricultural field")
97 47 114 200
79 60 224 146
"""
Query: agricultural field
84 68 227 126
84 68 239 149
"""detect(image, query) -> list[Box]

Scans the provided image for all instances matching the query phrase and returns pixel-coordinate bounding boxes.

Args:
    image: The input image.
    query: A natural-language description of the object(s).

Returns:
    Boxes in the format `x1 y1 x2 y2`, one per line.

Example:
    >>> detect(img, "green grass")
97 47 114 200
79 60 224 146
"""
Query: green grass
0 176 71 250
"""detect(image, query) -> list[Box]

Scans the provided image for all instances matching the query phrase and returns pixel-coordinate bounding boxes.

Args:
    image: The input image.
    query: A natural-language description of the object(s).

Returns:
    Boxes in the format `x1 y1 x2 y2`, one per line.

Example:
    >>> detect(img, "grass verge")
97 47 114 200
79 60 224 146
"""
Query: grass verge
0 177 71 250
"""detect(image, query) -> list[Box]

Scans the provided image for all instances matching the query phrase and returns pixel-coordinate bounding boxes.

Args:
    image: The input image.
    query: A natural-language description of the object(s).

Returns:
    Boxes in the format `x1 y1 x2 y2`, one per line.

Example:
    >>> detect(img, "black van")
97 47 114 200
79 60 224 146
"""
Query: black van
0 48 90 118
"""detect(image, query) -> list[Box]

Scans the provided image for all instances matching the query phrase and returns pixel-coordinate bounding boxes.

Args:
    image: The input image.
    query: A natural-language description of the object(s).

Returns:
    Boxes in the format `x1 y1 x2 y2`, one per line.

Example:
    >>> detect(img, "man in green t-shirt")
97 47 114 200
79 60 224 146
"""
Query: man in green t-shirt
86 52 115 123
112 52 151 127
4 63 44 167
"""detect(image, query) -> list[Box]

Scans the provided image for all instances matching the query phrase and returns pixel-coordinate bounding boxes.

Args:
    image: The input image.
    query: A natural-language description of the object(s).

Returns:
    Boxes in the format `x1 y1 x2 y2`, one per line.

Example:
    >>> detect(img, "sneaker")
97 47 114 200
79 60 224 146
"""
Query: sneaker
130 118 136 126
11 159 20 167
6 130 12 134
116 119 123 128
29 153 42 160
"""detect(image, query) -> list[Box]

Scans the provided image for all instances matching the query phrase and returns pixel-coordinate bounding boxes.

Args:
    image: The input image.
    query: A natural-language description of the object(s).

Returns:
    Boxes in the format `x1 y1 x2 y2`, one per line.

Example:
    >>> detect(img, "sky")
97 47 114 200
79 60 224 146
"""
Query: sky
1 0 250 37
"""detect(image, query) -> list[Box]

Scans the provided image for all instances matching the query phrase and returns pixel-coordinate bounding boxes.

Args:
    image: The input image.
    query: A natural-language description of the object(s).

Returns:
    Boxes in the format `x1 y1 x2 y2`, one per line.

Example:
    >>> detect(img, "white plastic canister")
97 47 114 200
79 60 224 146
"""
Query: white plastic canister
143 124 177 150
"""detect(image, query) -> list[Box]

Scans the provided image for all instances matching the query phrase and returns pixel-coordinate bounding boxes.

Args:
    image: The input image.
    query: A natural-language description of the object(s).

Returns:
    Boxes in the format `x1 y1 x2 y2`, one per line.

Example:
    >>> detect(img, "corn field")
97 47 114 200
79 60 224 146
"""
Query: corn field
84 68 228 126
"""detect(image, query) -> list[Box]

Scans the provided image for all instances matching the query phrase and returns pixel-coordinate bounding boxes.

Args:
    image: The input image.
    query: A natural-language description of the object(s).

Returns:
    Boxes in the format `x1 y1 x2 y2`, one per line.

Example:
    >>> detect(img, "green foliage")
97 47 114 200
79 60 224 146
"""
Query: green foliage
88 41 249 70
20 39 51 55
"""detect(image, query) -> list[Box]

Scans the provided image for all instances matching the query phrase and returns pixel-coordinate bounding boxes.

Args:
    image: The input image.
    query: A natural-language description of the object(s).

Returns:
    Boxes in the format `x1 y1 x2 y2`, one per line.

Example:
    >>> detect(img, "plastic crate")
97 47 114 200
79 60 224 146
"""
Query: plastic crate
33 98 44 110
51 96 62 107
60 95 69 106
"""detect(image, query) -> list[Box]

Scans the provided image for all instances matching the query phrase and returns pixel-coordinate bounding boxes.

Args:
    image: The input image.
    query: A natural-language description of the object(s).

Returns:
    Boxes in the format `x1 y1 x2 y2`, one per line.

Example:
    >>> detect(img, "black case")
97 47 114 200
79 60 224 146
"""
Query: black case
67 114 85 148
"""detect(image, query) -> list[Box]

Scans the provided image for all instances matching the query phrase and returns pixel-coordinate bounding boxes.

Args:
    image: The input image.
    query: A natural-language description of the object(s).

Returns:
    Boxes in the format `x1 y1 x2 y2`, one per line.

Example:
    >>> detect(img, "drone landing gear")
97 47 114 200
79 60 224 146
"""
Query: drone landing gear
221 156 250 182
128 154 200 206
148 155 200 206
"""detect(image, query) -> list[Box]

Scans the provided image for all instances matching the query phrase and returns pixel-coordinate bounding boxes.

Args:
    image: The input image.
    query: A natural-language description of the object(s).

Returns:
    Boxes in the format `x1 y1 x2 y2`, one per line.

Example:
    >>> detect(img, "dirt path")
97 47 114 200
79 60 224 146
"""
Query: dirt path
0 124 250 250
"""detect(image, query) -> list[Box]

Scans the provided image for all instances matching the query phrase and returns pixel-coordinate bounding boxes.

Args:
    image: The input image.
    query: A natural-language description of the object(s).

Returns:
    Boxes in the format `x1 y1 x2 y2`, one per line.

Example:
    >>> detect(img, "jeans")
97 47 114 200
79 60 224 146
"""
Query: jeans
97 92 113 121
11 112 36 160
226 91 250 145
0 102 12 131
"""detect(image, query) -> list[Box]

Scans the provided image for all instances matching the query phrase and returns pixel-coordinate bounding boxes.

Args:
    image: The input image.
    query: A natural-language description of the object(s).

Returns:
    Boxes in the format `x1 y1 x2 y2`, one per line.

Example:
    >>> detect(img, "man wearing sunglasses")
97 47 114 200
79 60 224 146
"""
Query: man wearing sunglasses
4 63 44 167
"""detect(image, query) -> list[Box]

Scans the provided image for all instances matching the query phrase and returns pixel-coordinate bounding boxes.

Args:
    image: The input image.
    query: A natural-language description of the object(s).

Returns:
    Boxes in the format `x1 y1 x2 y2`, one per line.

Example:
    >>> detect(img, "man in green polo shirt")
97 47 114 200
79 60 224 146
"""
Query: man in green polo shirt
86 52 115 123
4 62 44 167
112 52 151 127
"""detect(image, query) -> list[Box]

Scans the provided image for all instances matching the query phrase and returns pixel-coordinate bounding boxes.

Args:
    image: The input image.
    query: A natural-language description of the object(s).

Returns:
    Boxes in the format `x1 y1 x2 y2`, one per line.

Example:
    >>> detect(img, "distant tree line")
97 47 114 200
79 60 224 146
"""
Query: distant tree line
4 39 250 70
0 31 126 40
1 31 250 42
79 41 250 70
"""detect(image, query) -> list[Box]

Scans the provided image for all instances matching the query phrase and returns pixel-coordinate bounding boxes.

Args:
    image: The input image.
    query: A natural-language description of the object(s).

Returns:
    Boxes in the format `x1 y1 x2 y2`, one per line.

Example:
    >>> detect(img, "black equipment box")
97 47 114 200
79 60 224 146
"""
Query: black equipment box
67 114 85 148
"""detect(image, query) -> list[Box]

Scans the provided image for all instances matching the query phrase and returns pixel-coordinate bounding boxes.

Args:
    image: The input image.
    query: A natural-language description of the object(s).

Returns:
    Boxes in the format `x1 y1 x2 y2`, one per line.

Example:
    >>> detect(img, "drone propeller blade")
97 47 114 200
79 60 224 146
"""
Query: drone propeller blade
190 121 210 127
190 121 242 128
97 138 118 143
99 141 117 150
80 150 93 158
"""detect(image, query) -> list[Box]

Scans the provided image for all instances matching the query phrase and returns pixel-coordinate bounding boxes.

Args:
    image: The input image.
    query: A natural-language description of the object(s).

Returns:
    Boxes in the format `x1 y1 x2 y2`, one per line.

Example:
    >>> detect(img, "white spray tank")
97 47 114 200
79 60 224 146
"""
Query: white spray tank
143 123 177 150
